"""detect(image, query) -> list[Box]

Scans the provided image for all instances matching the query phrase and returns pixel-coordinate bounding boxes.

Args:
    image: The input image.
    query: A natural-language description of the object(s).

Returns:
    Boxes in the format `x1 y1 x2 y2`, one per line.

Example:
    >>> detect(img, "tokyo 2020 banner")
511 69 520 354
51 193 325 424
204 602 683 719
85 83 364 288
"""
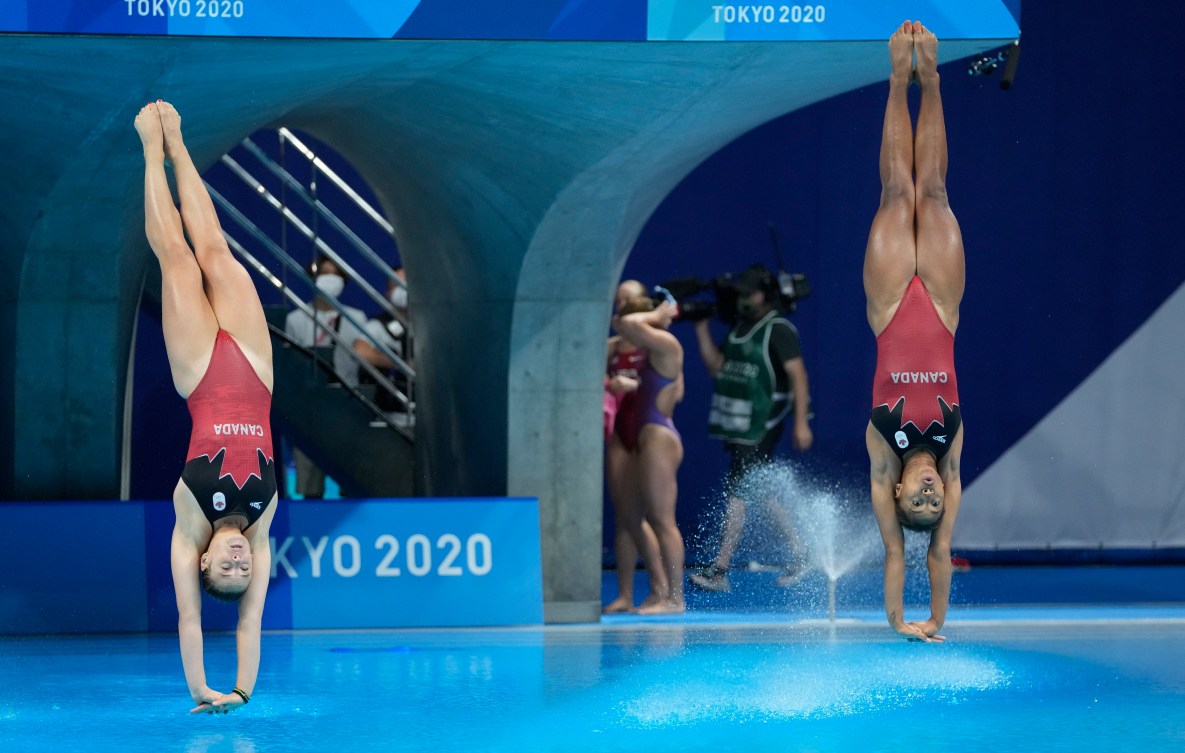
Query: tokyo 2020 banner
0 0 1019 40
0 497 543 634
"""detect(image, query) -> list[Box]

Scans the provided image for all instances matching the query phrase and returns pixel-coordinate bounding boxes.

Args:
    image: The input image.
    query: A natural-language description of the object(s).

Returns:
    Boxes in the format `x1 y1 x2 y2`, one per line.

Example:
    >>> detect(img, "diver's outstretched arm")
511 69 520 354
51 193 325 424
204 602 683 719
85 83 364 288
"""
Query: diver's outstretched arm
918 429 964 636
868 424 942 643
171 521 218 708
230 503 276 705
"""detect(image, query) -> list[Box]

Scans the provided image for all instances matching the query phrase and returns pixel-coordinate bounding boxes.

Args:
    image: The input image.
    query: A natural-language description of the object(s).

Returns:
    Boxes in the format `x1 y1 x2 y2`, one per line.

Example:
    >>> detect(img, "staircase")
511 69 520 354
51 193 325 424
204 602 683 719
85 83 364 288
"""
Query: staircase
204 128 415 497
263 307 413 497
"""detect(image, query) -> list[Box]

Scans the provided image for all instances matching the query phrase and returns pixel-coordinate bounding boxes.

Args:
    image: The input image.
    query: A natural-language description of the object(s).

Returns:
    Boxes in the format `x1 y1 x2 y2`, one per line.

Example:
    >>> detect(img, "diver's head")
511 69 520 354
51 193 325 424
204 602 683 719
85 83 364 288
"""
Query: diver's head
615 279 647 313
894 448 945 532
200 527 253 602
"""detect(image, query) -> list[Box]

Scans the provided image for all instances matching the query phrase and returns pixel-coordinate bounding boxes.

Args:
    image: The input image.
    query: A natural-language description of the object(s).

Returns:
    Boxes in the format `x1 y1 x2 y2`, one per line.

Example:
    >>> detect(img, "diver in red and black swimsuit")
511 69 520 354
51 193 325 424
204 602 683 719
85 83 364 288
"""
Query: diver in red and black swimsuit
864 23 965 643
870 274 962 463
182 329 277 519
135 101 277 714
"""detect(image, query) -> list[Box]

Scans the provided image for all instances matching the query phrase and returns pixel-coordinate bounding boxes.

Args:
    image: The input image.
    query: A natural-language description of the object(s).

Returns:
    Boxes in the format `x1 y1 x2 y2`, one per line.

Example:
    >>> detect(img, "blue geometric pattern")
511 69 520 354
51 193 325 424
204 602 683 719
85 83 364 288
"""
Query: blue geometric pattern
5 0 1018 40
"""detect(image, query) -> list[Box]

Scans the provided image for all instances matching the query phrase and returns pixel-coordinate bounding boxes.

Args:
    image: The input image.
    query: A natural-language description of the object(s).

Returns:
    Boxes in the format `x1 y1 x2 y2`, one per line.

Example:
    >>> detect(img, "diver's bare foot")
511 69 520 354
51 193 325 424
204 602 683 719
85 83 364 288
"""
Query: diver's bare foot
914 23 939 84
637 593 663 611
602 597 635 614
637 599 685 615
134 103 164 155
888 21 914 83
156 101 186 160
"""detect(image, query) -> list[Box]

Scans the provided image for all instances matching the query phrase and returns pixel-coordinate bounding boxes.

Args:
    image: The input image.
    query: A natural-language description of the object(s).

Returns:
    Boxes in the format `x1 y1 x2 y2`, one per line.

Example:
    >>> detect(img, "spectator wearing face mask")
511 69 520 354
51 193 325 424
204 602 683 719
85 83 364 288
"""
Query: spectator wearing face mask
283 254 369 497
355 268 414 425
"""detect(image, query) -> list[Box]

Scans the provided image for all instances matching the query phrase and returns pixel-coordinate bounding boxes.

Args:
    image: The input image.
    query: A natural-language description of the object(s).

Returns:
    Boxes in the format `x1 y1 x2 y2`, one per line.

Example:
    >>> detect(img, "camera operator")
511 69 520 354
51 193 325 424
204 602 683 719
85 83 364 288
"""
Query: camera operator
688 264 813 593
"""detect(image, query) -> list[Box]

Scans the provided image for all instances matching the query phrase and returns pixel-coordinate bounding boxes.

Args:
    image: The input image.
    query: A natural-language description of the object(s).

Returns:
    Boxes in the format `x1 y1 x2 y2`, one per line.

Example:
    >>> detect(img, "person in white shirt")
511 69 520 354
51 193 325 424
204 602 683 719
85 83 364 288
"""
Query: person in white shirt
284 256 369 386
283 254 368 497
354 269 414 426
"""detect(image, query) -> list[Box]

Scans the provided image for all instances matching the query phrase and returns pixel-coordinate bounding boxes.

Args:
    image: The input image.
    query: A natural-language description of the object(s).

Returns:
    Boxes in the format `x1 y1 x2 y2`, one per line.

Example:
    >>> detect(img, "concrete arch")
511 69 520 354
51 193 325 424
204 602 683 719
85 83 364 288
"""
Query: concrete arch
1 34 1002 618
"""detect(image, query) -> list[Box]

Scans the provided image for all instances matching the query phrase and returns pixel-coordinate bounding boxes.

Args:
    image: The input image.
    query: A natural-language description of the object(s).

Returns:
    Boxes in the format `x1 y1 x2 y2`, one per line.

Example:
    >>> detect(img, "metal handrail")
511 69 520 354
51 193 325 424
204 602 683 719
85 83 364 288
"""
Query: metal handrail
229 142 409 322
225 233 414 438
246 136 404 294
278 127 394 235
210 128 416 435
207 180 415 401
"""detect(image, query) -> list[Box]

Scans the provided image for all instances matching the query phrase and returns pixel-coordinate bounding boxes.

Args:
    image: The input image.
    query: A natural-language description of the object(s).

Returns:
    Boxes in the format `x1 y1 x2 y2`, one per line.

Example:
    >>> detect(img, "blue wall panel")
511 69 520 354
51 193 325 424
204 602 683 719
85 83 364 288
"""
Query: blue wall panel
2 498 542 635
0 502 149 634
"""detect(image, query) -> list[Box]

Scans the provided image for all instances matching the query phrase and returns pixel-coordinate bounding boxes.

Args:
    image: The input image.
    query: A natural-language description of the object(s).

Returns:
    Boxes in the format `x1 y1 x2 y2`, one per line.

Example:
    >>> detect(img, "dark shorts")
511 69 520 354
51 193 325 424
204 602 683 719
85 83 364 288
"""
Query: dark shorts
724 421 785 494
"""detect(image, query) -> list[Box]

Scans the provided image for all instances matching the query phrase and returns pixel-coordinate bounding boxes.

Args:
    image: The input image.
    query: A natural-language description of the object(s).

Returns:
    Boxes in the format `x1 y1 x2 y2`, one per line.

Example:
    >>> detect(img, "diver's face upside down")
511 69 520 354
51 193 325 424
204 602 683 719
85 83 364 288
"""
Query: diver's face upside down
201 530 254 596
896 465 944 530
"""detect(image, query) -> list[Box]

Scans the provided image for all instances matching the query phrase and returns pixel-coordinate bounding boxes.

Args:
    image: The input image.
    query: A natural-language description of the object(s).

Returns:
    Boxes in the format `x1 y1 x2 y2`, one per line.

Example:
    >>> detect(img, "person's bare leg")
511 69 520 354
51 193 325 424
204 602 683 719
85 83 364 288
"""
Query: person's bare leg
606 440 666 611
604 439 637 612
762 495 810 585
157 102 273 388
712 495 746 570
629 511 669 610
605 532 638 613
864 21 919 336
912 24 966 333
135 103 218 398
636 428 685 614
632 520 667 612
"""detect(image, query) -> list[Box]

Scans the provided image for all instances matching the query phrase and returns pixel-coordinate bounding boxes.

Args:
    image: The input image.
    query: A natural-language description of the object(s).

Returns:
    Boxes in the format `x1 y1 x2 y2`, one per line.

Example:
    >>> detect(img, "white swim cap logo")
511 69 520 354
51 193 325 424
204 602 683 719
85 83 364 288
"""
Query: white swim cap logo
894 431 909 449
212 492 226 511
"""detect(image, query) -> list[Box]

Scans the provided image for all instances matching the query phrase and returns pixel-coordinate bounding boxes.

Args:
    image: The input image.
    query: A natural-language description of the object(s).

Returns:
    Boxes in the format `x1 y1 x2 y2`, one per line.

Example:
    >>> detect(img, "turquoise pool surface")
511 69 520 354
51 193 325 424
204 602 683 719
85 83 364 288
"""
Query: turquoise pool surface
4 607 1185 752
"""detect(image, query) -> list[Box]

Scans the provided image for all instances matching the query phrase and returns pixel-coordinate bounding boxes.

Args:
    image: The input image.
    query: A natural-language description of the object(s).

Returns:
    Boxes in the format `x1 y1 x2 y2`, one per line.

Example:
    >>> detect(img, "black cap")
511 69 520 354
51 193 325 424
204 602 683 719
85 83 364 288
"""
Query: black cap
734 265 771 295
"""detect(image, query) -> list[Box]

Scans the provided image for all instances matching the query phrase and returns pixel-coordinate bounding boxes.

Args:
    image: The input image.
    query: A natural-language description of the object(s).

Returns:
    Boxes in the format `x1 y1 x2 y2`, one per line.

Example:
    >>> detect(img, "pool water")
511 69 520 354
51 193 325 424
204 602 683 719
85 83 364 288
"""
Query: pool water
3 615 1185 752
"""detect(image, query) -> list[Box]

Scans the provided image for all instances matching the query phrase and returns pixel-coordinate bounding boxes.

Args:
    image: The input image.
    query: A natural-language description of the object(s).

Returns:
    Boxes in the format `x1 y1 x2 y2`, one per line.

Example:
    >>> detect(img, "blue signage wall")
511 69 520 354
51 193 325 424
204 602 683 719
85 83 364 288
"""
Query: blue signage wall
1 497 543 635
1 0 1019 40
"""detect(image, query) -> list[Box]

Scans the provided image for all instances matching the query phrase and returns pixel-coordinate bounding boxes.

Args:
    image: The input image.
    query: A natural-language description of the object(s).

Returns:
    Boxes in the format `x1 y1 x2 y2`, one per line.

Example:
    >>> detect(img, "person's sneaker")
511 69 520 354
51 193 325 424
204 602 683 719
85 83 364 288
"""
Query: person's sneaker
746 560 781 573
775 562 808 588
689 566 731 592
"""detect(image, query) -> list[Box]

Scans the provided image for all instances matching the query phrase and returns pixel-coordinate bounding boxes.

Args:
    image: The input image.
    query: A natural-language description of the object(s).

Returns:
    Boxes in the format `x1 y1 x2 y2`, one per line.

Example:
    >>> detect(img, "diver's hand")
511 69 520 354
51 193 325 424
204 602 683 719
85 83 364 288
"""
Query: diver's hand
655 301 678 327
895 619 945 643
210 692 247 713
190 688 243 714
909 618 946 642
607 375 639 395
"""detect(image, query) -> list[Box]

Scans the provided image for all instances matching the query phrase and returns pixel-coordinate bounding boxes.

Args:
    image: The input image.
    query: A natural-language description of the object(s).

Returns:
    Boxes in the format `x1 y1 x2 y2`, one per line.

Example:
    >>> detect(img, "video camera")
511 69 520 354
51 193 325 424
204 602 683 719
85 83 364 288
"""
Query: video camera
658 264 810 325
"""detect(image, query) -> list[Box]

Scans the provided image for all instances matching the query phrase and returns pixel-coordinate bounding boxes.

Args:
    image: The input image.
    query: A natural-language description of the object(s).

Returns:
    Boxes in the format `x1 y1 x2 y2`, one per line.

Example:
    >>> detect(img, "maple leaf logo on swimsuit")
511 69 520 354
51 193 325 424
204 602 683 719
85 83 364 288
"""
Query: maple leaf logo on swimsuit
880 395 960 437
212 492 227 511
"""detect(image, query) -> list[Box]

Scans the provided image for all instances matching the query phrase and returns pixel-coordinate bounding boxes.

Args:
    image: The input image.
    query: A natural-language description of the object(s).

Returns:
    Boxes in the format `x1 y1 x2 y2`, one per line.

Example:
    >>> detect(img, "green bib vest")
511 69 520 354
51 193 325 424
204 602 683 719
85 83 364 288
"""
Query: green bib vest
708 311 785 444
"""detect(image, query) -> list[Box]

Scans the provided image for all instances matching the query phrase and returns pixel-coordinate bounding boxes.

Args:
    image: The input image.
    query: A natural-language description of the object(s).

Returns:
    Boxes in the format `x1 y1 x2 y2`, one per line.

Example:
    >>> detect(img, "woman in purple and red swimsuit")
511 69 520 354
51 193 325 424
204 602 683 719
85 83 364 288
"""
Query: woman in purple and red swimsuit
613 294 686 614
135 101 277 712
603 281 667 614
865 23 965 643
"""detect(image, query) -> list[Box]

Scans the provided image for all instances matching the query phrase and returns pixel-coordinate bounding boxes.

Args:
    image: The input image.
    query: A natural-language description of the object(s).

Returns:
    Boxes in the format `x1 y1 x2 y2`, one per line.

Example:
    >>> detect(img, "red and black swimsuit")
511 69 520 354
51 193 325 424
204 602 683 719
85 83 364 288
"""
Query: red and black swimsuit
607 348 647 449
181 330 277 527
871 276 961 461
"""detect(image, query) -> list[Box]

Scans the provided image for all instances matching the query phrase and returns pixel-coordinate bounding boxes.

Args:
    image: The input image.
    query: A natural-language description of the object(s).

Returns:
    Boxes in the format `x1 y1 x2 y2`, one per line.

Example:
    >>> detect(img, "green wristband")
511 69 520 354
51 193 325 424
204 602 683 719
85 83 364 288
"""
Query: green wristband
232 687 250 704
